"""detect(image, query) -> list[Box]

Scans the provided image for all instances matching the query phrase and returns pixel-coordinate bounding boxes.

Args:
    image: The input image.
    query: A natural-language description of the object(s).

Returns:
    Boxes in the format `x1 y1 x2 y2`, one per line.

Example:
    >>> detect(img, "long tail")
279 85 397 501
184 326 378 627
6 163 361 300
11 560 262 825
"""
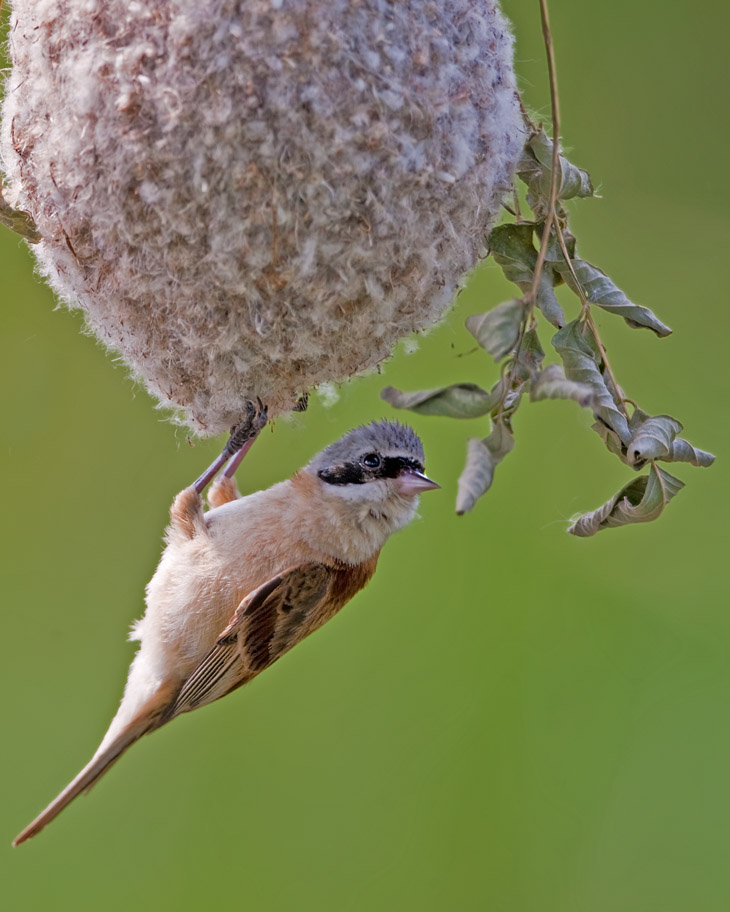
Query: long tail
13 701 165 847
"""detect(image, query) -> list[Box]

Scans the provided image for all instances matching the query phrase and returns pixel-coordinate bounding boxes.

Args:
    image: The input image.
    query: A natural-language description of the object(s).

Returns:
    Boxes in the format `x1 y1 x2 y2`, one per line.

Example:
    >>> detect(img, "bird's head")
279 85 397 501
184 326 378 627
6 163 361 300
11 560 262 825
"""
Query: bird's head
308 420 439 516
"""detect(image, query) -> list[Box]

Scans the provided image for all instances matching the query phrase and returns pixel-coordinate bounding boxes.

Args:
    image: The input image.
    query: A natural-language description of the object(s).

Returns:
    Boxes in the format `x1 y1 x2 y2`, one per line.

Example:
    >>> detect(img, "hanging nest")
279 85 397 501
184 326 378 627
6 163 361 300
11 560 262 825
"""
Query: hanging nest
1 0 524 434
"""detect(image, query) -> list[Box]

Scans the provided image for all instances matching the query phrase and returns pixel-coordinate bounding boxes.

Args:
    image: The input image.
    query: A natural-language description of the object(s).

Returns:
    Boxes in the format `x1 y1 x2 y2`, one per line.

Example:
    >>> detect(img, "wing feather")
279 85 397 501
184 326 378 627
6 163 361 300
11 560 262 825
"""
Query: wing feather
167 564 333 720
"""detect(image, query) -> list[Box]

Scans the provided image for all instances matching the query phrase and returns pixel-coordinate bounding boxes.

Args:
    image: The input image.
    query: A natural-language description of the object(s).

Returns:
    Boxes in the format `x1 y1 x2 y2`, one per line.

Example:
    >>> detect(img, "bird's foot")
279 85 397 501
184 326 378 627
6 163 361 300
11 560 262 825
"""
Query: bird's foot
224 398 268 460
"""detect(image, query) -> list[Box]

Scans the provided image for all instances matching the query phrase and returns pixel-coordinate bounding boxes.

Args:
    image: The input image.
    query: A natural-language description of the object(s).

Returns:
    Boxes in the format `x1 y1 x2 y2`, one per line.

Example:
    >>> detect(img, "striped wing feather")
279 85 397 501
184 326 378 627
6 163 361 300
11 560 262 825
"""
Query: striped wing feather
167 564 333 718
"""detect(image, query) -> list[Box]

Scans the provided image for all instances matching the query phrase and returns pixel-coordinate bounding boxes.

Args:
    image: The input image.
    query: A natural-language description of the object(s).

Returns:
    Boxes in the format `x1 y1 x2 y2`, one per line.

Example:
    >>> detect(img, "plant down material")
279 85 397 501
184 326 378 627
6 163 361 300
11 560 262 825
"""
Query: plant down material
1 0 524 434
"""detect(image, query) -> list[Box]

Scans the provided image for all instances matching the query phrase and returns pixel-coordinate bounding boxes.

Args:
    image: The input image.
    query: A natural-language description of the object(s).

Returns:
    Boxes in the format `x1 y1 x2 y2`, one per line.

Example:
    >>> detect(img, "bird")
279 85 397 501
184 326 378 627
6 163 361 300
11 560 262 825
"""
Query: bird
13 417 439 846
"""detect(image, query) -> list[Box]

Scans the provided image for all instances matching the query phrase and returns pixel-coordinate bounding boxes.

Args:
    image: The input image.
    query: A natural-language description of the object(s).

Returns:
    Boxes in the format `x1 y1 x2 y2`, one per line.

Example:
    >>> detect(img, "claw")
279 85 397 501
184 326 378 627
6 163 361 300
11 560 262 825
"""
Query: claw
224 399 268 459
293 393 309 413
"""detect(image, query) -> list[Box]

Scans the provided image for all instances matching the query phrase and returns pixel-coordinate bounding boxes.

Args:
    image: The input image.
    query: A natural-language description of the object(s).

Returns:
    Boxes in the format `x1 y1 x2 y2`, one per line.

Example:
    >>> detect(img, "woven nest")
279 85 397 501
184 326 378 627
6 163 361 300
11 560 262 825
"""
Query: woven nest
2 0 524 434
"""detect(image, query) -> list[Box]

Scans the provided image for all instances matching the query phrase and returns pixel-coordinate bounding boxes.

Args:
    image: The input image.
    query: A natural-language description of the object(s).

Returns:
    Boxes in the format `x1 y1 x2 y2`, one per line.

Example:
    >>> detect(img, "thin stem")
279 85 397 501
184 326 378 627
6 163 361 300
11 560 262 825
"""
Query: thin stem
534 3 629 422
500 0 562 408
528 0 561 302
553 220 588 310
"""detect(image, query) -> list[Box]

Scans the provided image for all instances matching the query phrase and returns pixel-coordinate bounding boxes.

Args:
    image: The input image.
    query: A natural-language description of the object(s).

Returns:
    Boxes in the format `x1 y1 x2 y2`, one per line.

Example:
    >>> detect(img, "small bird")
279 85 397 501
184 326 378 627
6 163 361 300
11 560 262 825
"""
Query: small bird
13 418 439 845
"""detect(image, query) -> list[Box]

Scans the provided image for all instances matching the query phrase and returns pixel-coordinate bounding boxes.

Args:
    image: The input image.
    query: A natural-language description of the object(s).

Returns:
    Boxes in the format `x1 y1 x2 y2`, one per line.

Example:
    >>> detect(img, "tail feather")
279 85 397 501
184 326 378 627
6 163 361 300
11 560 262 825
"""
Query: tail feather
13 707 163 847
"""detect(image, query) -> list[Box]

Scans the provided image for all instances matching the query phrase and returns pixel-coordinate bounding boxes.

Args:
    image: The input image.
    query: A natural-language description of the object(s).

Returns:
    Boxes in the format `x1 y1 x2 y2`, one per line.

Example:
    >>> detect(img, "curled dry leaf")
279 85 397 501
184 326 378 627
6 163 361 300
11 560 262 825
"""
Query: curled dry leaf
666 439 715 467
0 189 40 243
456 420 514 515
626 411 682 465
381 380 504 420
488 223 536 286
531 272 566 329
530 363 594 407
513 327 545 384
552 320 631 444
524 129 595 201
456 438 494 516
568 464 684 537
488 223 565 327
592 414 715 470
466 299 525 361
382 116 713 531
550 257 672 338
516 128 594 219
591 421 626 460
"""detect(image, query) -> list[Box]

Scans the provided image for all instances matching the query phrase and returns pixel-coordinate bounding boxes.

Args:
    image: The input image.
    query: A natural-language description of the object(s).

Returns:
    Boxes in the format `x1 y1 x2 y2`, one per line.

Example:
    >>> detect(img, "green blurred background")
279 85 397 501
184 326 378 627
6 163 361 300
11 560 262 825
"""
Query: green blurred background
2 2 728 909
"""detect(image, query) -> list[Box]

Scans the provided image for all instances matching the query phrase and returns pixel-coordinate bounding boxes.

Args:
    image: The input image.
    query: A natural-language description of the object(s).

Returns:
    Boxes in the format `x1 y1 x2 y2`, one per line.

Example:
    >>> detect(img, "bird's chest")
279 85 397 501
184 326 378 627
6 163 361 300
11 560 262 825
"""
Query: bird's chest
158 530 324 665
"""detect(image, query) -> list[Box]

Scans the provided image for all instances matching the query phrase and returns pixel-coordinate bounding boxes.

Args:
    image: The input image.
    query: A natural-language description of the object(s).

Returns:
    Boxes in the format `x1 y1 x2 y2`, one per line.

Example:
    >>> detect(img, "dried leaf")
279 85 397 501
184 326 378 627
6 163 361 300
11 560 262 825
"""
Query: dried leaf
456 422 515 515
551 257 672 338
0 191 41 244
591 421 625 460
517 129 594 214
488 223 564 327
382 126 713 532
666 439 716 467
488 223 536 286
528 129 595 201
513 327 545 383
626 411 682 465
552 320 631 444
456 438 493 516
591 413 714 471
532 273 566 329
530 364 594 407
381 380 504 420
466 300 525 362
568 465 684 537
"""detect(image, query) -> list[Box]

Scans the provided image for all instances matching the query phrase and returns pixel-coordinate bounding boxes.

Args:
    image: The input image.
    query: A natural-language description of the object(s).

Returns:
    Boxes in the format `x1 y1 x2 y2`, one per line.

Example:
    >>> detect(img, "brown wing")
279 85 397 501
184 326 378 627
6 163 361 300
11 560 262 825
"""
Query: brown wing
166 564 334 720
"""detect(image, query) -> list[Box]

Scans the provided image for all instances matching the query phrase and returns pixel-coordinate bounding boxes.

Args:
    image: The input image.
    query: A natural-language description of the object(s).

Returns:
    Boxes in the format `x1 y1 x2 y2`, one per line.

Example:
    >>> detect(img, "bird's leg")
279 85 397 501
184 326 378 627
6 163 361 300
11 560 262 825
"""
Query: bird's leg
208 395 305 506
205 439 255 508
193 399 268 496
222 435 257 480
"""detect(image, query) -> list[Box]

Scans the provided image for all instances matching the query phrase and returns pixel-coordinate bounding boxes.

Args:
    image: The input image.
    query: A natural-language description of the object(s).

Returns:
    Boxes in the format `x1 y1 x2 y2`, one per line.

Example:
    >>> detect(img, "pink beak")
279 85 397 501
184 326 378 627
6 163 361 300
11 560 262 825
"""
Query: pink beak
395 469 441 496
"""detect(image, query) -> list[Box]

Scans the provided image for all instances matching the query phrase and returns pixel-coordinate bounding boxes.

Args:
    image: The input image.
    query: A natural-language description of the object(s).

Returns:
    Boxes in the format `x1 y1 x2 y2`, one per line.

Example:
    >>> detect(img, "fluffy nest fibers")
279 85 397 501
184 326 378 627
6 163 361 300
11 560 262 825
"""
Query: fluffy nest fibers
2 0 525 435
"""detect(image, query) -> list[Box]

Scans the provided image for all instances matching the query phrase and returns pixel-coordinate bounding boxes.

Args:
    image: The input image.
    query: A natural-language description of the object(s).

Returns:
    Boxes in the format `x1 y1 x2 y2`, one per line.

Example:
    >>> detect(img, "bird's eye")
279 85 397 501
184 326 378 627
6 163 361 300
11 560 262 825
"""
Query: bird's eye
362 453 381 468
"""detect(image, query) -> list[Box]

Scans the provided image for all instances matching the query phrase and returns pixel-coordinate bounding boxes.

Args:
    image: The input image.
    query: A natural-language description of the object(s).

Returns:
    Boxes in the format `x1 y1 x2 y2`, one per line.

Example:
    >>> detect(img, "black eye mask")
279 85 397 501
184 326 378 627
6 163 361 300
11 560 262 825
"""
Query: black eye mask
318 456 424 486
